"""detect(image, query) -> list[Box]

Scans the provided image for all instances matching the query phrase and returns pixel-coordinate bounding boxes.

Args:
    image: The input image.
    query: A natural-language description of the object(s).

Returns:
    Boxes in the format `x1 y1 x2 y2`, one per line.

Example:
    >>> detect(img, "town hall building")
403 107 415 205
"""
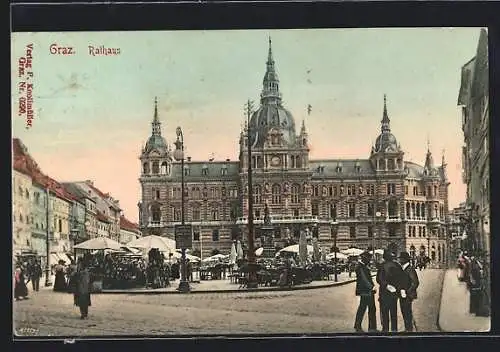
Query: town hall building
138 39 450 267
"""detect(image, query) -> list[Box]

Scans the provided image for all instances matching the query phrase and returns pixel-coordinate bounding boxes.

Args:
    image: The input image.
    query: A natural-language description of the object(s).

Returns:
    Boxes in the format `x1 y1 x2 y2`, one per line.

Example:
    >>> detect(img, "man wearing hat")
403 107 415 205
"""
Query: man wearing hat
376 250 404 332
353 250 377 332
398 251 420 332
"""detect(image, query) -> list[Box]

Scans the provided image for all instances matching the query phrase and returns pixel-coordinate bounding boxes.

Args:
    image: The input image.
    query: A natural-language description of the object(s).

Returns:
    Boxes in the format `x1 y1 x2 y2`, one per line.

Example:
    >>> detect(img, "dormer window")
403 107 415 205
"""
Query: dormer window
152 161 160 174
355 162 361 173
221 167 228 176
336 163 343 173
202 165 209 176
317 165 325 173
184 165 190 176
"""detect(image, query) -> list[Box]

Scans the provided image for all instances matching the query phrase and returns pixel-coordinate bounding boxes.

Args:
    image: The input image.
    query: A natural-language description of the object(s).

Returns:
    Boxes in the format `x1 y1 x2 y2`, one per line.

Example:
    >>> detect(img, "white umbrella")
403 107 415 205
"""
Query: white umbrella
370 249 384 255
326 252 348 260
255 247 264 256
276 244 314 256
127 235 175 253
74 237 123 251
236 240 243 260
341 247 365 257
230 242 237 264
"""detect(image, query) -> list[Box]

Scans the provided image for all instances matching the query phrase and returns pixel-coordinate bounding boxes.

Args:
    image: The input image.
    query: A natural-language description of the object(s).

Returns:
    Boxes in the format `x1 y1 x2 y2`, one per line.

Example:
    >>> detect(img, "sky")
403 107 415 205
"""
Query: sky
11 28 482 223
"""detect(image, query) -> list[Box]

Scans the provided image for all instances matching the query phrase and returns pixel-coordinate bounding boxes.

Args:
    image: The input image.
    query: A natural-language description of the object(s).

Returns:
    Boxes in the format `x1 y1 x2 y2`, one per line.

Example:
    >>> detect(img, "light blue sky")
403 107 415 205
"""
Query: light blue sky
11 28 481 222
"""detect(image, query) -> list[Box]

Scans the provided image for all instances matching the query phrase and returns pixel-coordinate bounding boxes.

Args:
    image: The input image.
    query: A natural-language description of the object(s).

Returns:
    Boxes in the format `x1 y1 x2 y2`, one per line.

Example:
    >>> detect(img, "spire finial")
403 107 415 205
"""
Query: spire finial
151 96 161 136
442 148 446 165
381 94 390 133
427 135 431 153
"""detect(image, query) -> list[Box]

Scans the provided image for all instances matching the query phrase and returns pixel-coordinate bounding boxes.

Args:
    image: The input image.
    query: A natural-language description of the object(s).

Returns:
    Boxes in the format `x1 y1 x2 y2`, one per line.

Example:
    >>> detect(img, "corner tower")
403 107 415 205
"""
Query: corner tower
369 95 405 172
138 97 172 233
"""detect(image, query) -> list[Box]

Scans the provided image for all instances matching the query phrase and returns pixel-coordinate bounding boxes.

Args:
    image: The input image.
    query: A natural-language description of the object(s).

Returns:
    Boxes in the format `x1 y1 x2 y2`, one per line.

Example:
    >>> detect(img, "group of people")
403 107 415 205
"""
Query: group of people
457 250 490 317
14 258 43 301
354 250 419 333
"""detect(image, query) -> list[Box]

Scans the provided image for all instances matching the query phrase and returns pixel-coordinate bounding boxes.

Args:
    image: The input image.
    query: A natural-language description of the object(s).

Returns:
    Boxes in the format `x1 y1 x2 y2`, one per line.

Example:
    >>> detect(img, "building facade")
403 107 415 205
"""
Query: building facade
30 181 48 265
71 181 122 242
12 169 33 255
119 215 142 244
139 39 450 265
458 28 489 257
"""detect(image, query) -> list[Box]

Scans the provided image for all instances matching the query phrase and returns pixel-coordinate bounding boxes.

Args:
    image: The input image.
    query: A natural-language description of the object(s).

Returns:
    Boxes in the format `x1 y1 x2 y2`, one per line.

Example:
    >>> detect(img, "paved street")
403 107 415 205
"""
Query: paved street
13 269 444 336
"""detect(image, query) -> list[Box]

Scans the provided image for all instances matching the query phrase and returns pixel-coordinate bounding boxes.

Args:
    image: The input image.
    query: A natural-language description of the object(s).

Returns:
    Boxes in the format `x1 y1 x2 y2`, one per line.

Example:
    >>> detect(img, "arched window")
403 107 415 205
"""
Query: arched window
411 203 416 219
406 202 411 218
329 203 337 221
151 204 161 223
272 184 281 204
211 207 219 221
152 161 160 174
291 184 300 204
143 162 150 174
416 203 420 219
253 185 262 204
161 162 168 174
25 189 30 199
58 219 62 232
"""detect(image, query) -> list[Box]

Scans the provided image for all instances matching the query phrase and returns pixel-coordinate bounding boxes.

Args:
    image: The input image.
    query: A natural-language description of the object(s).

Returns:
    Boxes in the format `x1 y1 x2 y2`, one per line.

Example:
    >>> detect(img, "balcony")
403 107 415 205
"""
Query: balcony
386 216 402 223
146 221 166 228
236 215 319 225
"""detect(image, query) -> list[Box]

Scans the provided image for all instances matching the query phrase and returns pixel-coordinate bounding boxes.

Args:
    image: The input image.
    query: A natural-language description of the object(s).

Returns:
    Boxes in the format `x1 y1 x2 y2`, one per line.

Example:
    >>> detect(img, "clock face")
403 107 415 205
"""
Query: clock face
270 155 281 167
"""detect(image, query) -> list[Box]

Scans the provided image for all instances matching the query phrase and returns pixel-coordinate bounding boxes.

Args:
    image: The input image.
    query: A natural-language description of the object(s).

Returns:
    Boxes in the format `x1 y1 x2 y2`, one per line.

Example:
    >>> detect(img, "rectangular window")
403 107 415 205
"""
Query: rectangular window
418 226 422 237
192 208 200 221
193 231 200 241
255 209 261 218
212 229 219 242
405 186 408 195
350 226 356 238
367 203 374 217
174 208 181 222
329 204 336 220
387 183 396 195
312 203 319 216
348 204 356 218
388 227 396 237
367 225 373 238
293 209 299 217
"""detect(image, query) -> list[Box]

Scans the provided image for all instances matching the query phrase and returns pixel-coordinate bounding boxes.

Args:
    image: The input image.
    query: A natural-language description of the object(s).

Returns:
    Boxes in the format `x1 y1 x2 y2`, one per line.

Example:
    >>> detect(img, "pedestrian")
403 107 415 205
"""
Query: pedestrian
53 260 67 292
353 251 377 333
14 266 29 301
66 259 78 293
376 250 403 332
468 253 482 315
398 251 419 332
73 260 92 319
30 259 42 292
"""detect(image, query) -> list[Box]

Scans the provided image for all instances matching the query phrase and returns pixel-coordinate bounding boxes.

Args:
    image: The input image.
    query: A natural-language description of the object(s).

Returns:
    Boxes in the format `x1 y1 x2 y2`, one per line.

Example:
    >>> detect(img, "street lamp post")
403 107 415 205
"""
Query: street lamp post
245 99 258 289
44 186 52 287
330 219 338 282
174 126 190 293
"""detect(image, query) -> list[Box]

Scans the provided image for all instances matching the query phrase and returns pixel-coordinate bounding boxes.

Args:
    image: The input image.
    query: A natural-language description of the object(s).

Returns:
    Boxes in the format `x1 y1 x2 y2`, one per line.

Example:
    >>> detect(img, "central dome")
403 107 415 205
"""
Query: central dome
375 132 398 153
249 103 296 148
145 134 168 153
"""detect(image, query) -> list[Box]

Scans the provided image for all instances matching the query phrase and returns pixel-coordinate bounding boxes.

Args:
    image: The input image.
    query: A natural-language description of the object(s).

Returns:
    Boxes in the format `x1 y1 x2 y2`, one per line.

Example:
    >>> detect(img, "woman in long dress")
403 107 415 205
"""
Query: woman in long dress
53 260 67 292
14 266 29 301
73 261 92 319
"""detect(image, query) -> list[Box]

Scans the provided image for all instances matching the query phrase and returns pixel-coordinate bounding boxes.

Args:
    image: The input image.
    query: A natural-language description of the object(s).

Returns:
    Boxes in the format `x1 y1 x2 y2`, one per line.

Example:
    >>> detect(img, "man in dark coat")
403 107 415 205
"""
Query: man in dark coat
376 250 403 332
468 254 482 315
73 260 92 319
29 259 43 292
398 251 419 332
354 251 377 332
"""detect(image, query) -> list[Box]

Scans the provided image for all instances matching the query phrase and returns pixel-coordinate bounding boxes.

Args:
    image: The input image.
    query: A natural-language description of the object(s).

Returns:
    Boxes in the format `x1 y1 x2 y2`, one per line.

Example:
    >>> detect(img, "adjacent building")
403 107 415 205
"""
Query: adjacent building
138 38 450 266
119 216 142 244
12 138 138 266
70 181 122 242
458 28 489 256
12 168 33 256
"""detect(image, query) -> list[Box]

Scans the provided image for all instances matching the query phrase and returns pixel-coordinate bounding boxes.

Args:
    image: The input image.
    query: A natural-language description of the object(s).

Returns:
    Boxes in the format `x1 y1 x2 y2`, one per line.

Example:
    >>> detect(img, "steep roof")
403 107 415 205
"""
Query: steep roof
170 161 240 180
120 215 140 233
96 210 110 223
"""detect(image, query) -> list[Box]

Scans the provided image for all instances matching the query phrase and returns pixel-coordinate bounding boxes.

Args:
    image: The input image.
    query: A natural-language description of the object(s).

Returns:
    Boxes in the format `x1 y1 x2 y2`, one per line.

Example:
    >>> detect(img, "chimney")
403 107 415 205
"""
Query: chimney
86 180 93 186
187 157 192 162
226 158 230 162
